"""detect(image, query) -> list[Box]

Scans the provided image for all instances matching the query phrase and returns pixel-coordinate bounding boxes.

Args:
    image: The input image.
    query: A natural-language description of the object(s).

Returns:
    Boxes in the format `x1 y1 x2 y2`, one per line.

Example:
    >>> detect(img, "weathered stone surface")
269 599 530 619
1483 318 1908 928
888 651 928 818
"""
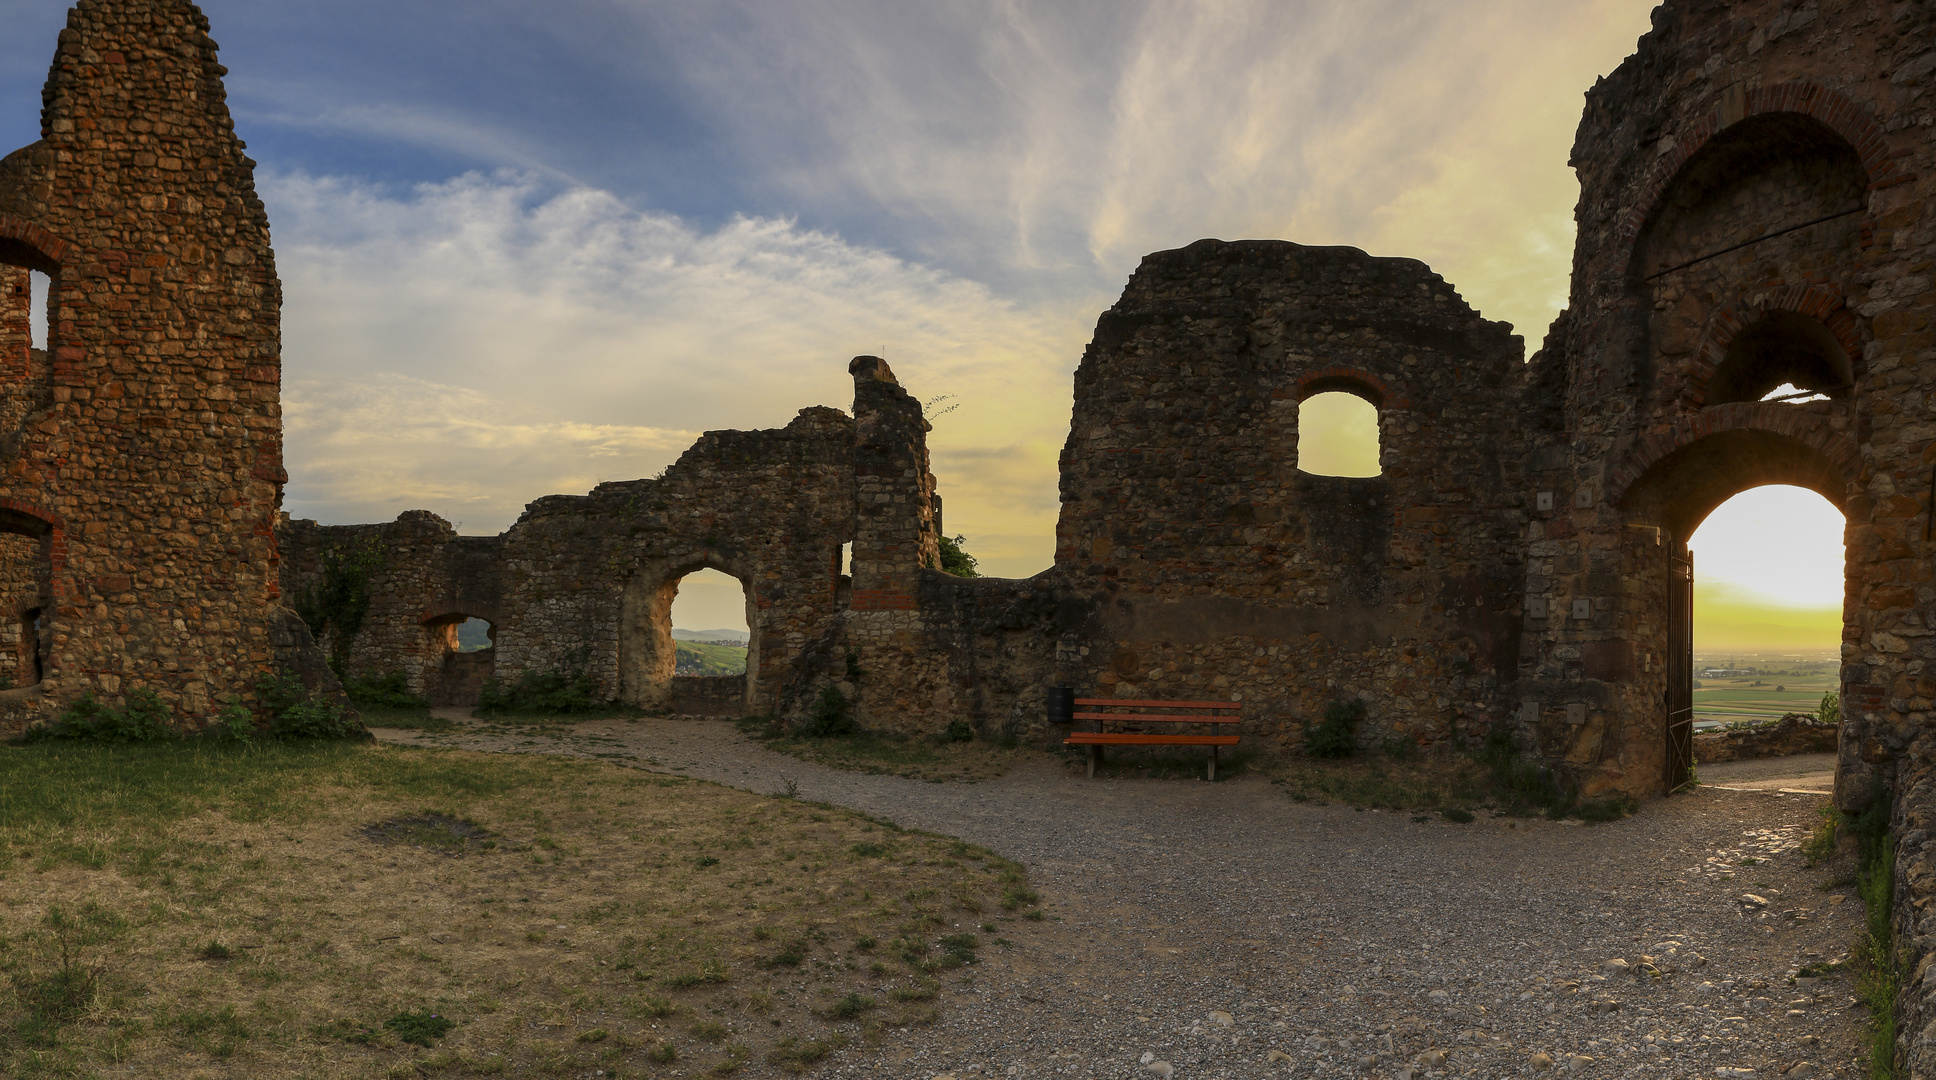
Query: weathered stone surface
0 0 328 735
1692 713 1840 763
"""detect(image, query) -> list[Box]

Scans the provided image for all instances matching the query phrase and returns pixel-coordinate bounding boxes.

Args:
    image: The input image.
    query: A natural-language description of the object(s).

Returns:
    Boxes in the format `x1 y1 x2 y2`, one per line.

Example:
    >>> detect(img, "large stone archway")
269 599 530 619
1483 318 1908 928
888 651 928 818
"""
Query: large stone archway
618 556 763 713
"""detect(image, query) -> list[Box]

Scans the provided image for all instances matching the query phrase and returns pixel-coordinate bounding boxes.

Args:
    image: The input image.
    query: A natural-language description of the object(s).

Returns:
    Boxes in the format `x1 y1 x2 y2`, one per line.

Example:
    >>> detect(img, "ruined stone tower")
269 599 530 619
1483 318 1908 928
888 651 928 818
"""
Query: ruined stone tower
0 0 290 728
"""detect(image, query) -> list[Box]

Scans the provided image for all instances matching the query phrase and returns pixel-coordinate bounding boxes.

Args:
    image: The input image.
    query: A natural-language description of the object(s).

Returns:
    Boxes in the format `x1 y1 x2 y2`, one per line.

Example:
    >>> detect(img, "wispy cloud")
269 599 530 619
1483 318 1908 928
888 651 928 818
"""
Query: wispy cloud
270 171 1086 575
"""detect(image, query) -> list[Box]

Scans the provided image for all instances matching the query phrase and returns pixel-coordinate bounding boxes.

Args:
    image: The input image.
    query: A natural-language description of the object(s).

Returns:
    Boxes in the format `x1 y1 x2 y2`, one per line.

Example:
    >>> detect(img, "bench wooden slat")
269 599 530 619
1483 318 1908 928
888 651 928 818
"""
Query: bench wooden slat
1072 699 1239 710
1073 712 1242 724
1063 733 1241 746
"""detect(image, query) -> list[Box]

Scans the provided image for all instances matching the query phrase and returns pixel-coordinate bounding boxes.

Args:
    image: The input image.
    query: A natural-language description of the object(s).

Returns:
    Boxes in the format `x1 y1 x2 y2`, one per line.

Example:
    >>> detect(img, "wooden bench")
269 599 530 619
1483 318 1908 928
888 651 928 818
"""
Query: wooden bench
1063 698 1242 780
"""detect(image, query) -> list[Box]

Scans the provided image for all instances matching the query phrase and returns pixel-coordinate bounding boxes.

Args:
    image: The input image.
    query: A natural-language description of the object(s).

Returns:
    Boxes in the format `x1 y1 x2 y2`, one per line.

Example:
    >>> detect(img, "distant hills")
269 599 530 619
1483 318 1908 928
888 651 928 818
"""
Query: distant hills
675 639 747 676
673 628 748 643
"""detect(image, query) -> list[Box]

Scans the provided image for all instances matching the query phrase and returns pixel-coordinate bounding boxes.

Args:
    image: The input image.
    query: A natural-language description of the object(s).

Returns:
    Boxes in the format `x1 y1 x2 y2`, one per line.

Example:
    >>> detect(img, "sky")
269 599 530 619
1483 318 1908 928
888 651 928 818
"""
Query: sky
0 0 1843 646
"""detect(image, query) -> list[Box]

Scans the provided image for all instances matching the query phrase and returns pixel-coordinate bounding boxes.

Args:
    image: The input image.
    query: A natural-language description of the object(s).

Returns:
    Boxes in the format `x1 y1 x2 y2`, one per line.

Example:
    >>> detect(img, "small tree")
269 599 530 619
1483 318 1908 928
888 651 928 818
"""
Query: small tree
937 534 979 578
1818 690 1840 725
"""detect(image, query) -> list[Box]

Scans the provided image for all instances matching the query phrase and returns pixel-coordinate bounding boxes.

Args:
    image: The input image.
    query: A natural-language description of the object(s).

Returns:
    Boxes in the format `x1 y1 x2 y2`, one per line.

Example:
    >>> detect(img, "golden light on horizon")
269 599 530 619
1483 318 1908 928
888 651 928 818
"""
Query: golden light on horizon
1686 485 1845 655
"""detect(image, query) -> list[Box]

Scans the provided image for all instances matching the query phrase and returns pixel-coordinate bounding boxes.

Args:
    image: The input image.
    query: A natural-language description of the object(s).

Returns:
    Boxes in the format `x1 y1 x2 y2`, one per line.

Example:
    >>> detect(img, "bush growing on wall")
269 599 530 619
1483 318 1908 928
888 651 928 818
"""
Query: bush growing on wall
1305 698 1365 757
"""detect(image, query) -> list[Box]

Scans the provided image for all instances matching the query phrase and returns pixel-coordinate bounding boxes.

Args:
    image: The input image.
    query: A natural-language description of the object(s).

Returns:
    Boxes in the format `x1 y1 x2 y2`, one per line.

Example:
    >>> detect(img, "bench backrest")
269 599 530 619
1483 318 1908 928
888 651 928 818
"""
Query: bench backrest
1073 698 1242 724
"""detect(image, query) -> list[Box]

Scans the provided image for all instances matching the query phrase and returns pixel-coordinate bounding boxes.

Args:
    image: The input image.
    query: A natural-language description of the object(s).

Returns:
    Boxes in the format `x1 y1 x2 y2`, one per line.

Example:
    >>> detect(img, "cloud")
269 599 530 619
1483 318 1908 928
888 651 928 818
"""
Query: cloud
270 171 1086 576
644 0 1657 335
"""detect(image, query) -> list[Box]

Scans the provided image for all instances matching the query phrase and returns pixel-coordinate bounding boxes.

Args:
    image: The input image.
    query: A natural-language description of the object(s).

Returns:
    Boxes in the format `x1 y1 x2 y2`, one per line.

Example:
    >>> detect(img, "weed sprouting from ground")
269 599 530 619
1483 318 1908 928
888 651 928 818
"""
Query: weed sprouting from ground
1267 729 1633 822
1305 698 1366 758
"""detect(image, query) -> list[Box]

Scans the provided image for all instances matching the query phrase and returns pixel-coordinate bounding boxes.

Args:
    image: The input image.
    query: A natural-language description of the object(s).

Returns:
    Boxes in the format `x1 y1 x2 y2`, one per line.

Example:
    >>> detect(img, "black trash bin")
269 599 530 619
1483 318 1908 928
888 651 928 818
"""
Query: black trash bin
1046 685 1075 725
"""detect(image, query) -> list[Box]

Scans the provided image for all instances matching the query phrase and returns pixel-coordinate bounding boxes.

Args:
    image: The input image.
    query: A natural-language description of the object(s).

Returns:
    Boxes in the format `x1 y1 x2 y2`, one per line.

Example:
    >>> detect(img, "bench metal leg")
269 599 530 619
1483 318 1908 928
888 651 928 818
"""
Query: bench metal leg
1087 744 1100 779
1208 745 1218 782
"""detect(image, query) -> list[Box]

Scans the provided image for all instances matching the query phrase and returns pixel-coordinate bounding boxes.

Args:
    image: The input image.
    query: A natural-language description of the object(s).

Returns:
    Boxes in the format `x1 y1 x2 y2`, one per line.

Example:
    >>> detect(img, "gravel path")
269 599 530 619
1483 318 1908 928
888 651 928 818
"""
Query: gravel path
381 716 1869 1079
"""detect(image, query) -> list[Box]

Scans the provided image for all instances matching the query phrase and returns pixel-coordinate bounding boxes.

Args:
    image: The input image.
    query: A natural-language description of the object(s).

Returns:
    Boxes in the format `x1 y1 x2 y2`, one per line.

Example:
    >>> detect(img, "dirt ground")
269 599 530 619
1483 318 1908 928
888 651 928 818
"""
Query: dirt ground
377 715 1871 1079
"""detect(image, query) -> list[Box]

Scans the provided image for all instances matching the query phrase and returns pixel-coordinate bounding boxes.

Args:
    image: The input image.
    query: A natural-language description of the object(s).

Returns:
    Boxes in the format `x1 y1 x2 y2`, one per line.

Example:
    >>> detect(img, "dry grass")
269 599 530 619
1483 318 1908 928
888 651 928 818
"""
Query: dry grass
0 741 1037 1077
741 723 1033 784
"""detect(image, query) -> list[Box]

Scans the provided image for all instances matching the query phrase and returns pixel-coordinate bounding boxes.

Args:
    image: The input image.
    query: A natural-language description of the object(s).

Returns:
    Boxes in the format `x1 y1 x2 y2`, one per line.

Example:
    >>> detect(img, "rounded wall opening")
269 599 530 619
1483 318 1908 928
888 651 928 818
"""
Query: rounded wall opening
421 613 497 707
1296 388 1382 478
1706 311 1852 406
620 562 759 713
1613 428 1851 797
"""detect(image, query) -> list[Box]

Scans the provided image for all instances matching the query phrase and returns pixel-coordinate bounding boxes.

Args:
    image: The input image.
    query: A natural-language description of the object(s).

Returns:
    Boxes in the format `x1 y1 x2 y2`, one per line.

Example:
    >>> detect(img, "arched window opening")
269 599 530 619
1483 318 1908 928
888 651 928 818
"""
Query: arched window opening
424 613 497 706
1707 311 1851 406
455 616 494 652
670 567 749 677
1684 485 1843 737
1296 390 1381 477
0 526 51 690
28 270 47 351
1633 113 1866 284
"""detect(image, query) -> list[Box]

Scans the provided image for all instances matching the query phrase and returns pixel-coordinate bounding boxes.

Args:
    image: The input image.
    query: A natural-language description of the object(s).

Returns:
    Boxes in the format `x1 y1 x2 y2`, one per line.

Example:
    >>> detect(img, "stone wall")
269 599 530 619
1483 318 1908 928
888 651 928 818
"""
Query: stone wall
0 0 335 734
282 405 858 716
1691 714 1840 764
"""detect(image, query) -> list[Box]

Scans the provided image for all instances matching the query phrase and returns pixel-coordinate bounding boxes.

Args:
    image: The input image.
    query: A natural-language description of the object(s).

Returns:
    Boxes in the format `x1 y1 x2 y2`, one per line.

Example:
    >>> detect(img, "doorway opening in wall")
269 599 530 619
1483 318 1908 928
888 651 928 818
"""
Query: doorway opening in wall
671 568 749 676
1681 484 1844 790
0 521 52 691
424 614 497 708
621 563 758 715
1296 390 1381 477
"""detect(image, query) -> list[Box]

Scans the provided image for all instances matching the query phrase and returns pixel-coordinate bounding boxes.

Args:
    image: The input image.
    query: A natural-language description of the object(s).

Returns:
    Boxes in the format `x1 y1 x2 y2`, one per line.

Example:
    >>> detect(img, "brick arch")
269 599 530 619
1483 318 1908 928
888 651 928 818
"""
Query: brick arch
417 599 503 627
0 214 71 274
1621 81 1910 248
1291 366 1411 409
1679 285 1862 408
1607 402 1857 511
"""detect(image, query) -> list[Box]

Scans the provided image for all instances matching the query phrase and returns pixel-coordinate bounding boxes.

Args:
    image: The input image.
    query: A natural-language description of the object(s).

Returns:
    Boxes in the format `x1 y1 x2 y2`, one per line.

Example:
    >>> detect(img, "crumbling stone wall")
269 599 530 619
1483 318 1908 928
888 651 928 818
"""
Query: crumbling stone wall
1512 1 1932 1067
0 0 331 734
1023 240 1529 751
280 407 857 713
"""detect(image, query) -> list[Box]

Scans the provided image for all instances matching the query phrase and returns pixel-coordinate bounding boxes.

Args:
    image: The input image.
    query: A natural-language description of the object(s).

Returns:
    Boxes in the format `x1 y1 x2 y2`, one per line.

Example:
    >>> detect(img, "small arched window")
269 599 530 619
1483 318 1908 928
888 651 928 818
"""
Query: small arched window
1706 310 1852 406
1297 390 1381 477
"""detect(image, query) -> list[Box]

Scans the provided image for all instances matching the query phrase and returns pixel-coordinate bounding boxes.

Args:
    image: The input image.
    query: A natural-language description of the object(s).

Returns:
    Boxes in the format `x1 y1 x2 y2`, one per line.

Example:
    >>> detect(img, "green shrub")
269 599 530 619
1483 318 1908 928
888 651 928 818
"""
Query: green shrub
211 699 256 744
1305 698 1365 758
341 671 428 711
944 720 973 743
799 685 856 738
256 673 359 740
1819 689 1840 726
937 534 979 578
476 649 603 716
28 689 178 744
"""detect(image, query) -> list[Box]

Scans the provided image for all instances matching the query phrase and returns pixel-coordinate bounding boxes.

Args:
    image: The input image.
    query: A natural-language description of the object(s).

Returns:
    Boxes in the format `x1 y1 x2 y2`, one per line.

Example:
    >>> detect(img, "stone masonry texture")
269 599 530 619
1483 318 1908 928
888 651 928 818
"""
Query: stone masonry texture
0 0 341 734
18 0 1936 1068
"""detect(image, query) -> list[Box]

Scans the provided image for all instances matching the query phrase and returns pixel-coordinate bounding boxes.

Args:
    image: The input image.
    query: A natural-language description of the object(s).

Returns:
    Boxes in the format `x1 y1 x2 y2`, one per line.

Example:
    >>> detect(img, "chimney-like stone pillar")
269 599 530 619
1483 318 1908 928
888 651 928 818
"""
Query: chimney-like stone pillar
847 355 938 610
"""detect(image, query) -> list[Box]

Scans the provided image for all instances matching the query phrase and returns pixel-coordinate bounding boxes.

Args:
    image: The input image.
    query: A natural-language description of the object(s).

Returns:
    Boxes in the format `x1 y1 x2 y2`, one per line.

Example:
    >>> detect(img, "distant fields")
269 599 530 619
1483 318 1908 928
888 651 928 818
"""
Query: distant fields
1691 655 1836 725
674 638 747 676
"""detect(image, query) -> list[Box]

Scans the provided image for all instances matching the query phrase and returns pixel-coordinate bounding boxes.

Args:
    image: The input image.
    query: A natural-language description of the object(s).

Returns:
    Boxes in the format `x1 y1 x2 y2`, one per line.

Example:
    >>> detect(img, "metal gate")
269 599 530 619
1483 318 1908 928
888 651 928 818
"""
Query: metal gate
1665 545 1695 793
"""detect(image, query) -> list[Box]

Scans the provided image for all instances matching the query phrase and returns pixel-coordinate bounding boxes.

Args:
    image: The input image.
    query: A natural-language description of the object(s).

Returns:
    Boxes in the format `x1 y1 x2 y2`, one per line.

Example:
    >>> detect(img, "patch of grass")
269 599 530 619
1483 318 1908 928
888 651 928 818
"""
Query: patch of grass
822 994 874 1019
1266 730 1633 822
766 1033 849 1073
385 1009 456 1047
1803 802 1839 866
747 724 1031 783
0 740 1029 1074
689 1019 729 1042
1440 807 1475 824
171 1004 250 1057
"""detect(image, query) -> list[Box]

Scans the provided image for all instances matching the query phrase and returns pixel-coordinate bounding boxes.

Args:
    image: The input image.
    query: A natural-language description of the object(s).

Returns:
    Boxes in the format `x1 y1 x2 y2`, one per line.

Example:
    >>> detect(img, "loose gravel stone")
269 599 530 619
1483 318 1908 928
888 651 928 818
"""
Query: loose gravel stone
384 718 1873 1078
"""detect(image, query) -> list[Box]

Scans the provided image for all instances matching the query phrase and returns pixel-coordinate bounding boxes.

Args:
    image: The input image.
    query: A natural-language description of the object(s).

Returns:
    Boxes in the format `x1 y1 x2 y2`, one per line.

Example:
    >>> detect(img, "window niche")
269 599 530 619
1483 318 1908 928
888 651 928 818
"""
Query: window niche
1296 389 1382 477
